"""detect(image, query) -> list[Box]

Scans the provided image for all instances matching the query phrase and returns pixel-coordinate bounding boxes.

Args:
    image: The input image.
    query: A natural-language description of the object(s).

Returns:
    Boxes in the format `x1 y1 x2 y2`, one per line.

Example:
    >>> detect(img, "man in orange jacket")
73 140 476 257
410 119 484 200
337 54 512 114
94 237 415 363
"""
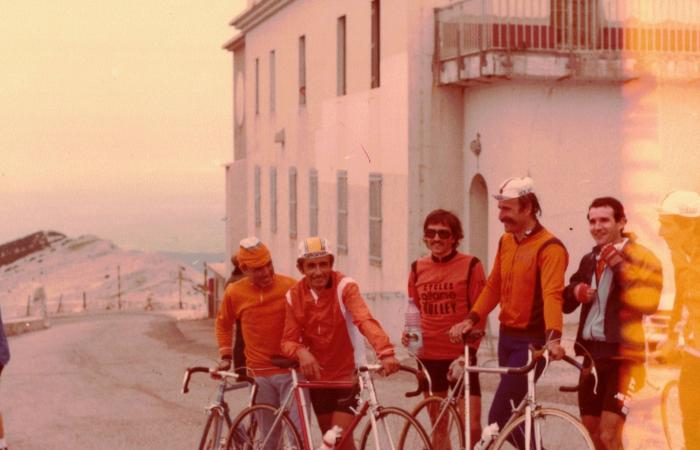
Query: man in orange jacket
215 237 299 437
282 237 400 450
449 176 567 434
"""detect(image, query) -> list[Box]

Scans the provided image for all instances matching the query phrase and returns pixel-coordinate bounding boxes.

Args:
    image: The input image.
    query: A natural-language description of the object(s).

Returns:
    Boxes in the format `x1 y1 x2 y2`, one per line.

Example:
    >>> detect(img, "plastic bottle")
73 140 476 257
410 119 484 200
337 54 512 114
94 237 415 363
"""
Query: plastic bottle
318 425 342 450
474 422 500 450
404 297 423 352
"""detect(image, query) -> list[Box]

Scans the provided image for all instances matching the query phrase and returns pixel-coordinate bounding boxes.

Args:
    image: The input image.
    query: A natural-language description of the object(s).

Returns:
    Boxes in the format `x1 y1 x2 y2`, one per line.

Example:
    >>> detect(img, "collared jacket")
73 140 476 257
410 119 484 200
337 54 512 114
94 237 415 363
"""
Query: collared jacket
563 233 662 361
281 271 395 381
216 273 296 376
467 223 568 340
0 307 10 368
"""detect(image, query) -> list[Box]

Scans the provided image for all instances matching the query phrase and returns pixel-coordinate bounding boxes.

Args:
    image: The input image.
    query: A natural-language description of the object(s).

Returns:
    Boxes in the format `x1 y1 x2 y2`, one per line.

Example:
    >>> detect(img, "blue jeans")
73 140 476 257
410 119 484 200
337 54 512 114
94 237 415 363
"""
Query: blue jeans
488 333 546 430
254 372 308 449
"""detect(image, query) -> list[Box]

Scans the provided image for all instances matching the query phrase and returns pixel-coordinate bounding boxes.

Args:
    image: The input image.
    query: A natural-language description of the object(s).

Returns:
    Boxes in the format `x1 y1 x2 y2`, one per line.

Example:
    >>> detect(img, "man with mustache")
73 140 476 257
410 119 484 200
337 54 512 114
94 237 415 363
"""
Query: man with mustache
448 176 567 435
563 197 662 450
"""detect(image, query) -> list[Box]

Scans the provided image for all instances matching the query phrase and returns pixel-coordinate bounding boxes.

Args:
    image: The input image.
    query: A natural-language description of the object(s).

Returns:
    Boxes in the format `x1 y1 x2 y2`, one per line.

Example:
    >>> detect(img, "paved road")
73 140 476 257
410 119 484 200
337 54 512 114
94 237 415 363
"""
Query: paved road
3 312 672 449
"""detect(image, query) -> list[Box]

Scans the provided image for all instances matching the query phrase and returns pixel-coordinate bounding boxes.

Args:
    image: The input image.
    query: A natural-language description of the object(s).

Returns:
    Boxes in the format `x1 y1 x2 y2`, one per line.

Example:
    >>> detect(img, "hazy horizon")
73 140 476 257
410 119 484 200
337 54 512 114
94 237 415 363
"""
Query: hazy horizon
1 1 248 253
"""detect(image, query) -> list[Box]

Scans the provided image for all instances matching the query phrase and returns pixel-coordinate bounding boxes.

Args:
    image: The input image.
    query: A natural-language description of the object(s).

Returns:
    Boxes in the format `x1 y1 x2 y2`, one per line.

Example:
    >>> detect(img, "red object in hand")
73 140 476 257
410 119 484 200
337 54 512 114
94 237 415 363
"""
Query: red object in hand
574 283 591 303
600 244 624 268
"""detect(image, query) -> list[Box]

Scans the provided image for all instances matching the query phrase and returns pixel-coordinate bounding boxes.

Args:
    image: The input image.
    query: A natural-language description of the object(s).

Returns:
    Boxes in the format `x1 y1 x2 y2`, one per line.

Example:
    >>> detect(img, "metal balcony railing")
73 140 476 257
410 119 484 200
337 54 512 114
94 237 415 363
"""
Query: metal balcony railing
437 0 700 63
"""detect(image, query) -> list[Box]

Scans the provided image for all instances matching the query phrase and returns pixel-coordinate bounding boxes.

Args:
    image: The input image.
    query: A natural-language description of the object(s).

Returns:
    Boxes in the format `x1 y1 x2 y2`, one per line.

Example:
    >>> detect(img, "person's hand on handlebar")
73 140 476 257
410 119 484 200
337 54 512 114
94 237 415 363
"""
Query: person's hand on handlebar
448 319 475 343
546 340 565 360
296 347 322 380
211 356 232 379
379 355 401 376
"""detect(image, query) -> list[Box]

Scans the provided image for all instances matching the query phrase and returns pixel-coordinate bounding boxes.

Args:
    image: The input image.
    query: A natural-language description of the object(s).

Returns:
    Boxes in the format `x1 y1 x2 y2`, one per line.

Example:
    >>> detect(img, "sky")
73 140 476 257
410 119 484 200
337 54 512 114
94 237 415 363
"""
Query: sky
0 0 247 253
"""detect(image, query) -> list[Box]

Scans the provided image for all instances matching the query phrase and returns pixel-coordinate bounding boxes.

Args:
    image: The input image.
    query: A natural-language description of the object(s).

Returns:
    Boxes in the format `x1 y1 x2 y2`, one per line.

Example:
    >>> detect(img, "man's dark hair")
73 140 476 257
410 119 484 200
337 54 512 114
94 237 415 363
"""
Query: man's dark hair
423 209 464 247
517 193 542 219
588 197 626 222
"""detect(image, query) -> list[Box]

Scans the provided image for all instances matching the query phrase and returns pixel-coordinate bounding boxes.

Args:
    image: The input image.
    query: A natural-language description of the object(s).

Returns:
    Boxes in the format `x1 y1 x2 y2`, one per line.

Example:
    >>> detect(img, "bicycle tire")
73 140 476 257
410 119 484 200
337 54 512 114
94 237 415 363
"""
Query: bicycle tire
492 407 595 450
661 379 684 450
411 396 464 450
225 403 303 450
199 409 227 450
359 406 432 450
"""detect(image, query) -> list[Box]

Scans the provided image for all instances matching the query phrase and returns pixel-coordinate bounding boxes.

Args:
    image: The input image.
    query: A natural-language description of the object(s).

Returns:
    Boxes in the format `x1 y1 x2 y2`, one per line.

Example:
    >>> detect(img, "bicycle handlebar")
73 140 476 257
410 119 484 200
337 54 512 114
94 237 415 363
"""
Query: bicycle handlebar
398 365 431 398
181 366 255 394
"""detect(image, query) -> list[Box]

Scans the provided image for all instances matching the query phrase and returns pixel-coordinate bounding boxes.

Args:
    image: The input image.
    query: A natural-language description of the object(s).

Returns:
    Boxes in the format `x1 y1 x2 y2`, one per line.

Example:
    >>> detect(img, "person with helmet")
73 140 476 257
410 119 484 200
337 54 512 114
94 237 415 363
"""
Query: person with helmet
562 197 662 450
215 237 301 433
281 237 400 450
448 176 568 436
656 190 700 449
403 209 486 449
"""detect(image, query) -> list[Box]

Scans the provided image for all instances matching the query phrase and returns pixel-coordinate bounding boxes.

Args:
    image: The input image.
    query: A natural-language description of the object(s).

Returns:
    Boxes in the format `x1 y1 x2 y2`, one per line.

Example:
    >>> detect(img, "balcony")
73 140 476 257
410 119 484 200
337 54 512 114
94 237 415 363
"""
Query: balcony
435 0 700 84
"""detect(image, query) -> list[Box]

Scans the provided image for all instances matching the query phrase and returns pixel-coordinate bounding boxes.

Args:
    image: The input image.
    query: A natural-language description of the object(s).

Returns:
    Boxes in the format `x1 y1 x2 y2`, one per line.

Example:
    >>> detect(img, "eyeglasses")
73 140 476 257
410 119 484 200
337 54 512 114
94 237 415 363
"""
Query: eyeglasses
424 229 452 239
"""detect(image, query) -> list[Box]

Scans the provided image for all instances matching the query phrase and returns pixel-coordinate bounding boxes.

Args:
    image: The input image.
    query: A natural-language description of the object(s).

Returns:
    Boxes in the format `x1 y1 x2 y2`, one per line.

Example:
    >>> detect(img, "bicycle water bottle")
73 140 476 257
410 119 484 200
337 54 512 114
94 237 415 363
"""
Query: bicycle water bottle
474 422 500 450
318 425 342 450
404 297 423 352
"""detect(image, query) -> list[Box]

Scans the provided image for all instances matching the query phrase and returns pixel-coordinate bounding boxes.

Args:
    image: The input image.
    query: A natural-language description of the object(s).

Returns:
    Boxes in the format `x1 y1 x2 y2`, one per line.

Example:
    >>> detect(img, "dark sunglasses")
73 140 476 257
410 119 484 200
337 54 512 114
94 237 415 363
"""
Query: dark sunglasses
424 229 452 239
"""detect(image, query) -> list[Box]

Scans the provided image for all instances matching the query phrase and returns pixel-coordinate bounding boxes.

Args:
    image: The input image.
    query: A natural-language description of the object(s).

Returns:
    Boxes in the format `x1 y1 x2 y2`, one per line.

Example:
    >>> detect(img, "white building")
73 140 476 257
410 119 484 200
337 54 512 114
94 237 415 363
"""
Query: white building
223 0 700 340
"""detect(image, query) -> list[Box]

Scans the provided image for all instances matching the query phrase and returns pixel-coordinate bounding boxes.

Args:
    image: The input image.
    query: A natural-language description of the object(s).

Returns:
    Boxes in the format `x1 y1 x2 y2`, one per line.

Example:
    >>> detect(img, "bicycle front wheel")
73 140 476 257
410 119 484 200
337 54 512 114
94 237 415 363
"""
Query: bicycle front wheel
661 379 684 450
199 409 227 450
359 406 432 450
492 408 595 450
225 403 302 450
411 396 464 450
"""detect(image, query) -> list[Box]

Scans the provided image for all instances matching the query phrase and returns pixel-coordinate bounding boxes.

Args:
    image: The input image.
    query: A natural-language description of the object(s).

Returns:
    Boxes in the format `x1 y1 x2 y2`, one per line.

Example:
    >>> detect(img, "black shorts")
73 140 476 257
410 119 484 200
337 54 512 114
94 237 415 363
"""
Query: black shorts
421 353 481 397
578 358 643 419
309 387 359 416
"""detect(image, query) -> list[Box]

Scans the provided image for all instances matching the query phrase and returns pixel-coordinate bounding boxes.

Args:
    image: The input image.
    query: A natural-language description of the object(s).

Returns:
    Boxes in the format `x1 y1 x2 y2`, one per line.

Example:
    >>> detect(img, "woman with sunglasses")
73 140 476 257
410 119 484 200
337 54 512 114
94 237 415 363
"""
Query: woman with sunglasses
403 209 486 449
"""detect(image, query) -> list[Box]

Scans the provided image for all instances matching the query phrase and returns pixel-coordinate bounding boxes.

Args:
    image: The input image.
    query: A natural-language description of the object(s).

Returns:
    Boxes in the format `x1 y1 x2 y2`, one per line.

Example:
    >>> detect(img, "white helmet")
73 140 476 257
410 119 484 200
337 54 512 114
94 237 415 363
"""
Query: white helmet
297 237 334 260
658 190 700 218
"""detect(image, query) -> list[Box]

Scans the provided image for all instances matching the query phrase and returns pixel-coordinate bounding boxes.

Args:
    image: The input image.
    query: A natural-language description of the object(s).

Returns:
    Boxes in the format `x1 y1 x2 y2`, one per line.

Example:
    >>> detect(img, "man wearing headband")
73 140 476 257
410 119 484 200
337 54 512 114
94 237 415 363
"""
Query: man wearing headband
448 176 567 436
215 237 300 431
563 197 662 450
282 237 399 450
657 190 700 449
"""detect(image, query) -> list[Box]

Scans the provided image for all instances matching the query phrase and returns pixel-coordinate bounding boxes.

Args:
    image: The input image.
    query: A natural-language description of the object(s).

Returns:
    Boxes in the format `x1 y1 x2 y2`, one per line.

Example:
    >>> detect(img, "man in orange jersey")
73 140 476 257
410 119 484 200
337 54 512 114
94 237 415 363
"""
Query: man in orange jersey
282 237 400 450
215 237 300 433
449 176 567 434
403 209 486 449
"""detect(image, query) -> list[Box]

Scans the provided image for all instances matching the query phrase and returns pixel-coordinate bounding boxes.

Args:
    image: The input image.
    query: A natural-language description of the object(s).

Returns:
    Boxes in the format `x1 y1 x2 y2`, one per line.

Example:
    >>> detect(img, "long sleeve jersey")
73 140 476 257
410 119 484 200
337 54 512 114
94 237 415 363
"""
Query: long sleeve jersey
467 223 568 340
407 251 486 359
215 273 296 376
281 271 395 381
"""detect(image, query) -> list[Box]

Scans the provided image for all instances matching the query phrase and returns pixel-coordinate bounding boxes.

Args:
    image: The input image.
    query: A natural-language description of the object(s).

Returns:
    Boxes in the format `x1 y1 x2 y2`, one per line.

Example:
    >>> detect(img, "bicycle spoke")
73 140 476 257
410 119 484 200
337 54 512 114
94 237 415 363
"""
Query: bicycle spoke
494 409 595 450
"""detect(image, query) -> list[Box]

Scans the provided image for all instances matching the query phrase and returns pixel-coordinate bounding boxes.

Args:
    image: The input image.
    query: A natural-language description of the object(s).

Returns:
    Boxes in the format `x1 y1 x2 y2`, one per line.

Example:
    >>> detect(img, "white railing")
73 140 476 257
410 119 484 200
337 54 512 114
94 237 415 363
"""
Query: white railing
437 0 700 61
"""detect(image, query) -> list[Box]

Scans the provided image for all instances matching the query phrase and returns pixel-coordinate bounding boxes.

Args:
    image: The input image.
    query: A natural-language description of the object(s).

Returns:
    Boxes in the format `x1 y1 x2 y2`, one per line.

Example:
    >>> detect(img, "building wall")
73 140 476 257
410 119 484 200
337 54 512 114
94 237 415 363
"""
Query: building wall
236 0 412 294
461 78 700 309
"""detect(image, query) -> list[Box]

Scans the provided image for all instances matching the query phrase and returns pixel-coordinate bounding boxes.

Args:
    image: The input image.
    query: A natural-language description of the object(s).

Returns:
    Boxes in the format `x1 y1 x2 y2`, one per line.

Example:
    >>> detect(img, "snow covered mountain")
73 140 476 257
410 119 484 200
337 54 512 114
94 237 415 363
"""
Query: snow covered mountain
0 231 207 319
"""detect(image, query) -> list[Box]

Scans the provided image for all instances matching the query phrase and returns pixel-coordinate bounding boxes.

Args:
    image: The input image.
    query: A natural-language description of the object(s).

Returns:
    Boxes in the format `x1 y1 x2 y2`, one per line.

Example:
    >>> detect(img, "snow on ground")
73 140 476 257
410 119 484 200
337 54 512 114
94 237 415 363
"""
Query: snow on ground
0 233 208 319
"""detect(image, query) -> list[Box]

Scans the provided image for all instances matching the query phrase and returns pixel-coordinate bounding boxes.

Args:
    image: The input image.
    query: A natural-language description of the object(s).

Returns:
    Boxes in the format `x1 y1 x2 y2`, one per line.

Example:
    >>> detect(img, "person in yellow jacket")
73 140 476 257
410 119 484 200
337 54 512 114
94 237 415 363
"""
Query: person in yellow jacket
215 237 300 439
282 237 400 450
449 176 567 435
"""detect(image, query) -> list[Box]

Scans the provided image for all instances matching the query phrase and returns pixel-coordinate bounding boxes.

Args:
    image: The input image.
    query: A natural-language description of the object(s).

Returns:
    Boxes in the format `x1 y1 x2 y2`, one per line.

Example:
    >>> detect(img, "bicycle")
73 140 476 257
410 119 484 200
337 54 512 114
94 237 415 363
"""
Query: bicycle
412 331 597 450
225 356 433 450
182 366 255 450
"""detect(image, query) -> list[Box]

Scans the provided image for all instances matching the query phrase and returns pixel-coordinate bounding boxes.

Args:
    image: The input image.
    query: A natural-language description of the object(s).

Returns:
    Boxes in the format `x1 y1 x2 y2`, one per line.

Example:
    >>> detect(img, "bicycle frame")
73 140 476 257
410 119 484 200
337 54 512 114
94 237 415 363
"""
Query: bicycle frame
256 364 396 450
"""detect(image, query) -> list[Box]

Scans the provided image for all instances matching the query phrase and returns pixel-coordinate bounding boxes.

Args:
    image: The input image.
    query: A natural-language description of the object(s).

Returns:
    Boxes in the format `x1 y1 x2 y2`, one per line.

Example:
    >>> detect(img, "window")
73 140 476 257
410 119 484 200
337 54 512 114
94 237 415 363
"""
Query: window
337 171 348 254
255 57 260 115
309 169 318 236
337 16 346 96
269 50 276 112
270 167 277 233
254 165 261 227
289 167 298 239
369 173 382 265
299 35 306 106
371 0 380 88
